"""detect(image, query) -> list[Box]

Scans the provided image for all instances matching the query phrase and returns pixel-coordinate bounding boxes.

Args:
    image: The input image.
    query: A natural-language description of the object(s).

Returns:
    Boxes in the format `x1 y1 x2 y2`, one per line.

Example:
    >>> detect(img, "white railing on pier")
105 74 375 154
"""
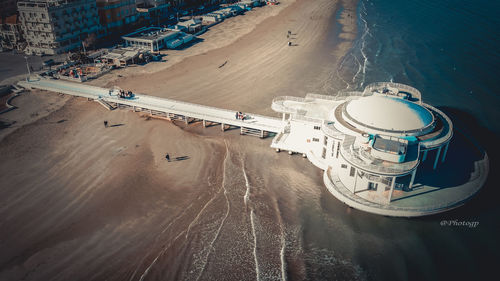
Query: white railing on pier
19 78 285 134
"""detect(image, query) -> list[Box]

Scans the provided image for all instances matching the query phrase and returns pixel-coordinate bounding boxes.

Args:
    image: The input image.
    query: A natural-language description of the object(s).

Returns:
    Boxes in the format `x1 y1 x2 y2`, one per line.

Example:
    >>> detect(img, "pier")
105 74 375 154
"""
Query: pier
18 78 285 138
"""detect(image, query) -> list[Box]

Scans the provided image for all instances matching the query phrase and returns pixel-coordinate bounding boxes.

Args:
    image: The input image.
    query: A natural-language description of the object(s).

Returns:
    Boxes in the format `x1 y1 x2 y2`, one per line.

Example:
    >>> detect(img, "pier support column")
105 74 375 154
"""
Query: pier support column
387 177 396 204
221 123 225 132
240 127 244 135
202 120 206 128
260 130 264 138
433 146 442 170
441 142 450 163
422 150 428 161
409 169 417 190
185 116 189 125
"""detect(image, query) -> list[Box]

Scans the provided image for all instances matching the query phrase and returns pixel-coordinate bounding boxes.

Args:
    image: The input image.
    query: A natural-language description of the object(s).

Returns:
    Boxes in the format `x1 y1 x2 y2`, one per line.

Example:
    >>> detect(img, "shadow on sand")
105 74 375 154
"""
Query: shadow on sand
109 123 125 127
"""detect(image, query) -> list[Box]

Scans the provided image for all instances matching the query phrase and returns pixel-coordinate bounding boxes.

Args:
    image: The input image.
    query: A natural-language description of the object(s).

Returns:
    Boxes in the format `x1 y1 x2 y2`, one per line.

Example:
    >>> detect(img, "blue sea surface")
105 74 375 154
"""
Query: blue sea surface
303 1 500 280
337 0 500 135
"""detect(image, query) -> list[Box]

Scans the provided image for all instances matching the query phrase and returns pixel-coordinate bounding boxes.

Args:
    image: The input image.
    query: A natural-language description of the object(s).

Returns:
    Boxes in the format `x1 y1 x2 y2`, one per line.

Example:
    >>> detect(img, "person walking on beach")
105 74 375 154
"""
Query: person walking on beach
166 153 170 162
104 120 108 128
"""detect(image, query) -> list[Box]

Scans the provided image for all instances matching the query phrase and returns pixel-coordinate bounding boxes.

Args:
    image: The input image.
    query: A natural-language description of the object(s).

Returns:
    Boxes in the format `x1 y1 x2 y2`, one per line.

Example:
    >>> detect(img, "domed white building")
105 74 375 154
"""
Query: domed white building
271 82 487 217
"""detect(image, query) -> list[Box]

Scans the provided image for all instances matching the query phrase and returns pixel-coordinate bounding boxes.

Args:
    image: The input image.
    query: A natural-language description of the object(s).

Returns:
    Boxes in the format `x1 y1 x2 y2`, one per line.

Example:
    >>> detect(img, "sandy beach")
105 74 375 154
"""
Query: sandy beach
0 0 360 280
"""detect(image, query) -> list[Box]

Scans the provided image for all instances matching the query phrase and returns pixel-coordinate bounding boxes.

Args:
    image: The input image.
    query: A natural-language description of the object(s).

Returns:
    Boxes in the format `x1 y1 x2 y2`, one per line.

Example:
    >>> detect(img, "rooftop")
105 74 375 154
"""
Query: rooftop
122 27 179 41
345 95 433 132
2 15 18 25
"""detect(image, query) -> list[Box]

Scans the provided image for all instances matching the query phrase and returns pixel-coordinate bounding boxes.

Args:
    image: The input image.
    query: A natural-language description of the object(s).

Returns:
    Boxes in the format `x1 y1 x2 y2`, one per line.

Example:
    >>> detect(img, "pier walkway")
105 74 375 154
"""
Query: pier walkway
18 78 285 137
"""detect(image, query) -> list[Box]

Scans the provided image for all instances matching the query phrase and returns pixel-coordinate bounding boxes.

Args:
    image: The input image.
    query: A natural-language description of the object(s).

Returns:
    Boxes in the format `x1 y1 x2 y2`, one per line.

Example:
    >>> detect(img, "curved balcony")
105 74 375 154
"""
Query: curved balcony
418 104 453 149
271 95 306 114
340 136 419 176
363 82 422 103
321 120 344 138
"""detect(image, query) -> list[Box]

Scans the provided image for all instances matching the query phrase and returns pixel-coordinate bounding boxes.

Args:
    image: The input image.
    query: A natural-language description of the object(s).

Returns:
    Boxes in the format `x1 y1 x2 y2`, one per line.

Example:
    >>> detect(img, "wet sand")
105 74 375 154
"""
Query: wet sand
0 0 360 280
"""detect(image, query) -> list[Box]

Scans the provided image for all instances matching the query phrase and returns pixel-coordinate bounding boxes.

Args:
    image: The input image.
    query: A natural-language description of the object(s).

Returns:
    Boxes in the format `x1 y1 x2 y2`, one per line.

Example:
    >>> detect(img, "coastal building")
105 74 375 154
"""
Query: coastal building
174 18 202 33
18 77 488 217
100 46 150 67
201 13 222 23
122 26 194 51
0 15 25 51
96 0 138 36
271 82 481 216
136 0 171 26
17 0 99 55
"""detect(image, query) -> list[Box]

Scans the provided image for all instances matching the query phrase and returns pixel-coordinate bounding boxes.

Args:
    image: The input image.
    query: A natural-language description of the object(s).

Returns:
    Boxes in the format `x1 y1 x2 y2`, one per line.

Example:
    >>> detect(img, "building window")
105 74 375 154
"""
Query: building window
336 142 340 158
368 182 378 191
322 147 326 159
324 136 328 146
341 164 347 169
312 138 319 142
313 126 321 130
349 167 355 177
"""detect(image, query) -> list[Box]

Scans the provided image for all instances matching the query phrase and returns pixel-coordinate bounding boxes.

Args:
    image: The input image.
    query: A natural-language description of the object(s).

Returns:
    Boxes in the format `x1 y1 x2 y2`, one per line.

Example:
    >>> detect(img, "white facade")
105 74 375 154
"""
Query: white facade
271 82 458 216
18 0 100 55
122 27 194 51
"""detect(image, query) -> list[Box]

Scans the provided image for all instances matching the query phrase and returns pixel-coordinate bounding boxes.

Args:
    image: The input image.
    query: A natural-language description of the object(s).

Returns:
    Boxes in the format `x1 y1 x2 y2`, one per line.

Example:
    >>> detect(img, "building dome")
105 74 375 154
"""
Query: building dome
345 95 433 132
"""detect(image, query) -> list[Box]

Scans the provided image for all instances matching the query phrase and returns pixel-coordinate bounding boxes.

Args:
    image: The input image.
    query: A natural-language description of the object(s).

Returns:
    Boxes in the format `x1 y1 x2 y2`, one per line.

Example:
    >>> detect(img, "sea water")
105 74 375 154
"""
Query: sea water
301 1 500 280
337 0 499 135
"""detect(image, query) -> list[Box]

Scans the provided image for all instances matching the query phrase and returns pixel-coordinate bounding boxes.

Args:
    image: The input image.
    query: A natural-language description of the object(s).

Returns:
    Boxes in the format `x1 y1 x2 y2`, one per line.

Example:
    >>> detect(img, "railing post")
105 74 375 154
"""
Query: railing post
202 120 206 128
221 123 225 132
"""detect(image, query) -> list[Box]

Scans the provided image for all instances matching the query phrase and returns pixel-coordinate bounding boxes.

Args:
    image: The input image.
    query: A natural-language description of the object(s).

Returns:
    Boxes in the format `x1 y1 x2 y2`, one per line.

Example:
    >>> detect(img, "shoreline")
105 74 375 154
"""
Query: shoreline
0 1 361 280
106 0 358 116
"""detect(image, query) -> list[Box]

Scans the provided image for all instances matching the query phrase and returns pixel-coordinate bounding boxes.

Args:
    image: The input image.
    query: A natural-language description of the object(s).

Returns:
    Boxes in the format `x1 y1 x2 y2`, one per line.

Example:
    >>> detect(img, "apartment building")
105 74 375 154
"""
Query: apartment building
136 0 171 26
1 15 25 51
96 0 138 36
18 0 100 55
